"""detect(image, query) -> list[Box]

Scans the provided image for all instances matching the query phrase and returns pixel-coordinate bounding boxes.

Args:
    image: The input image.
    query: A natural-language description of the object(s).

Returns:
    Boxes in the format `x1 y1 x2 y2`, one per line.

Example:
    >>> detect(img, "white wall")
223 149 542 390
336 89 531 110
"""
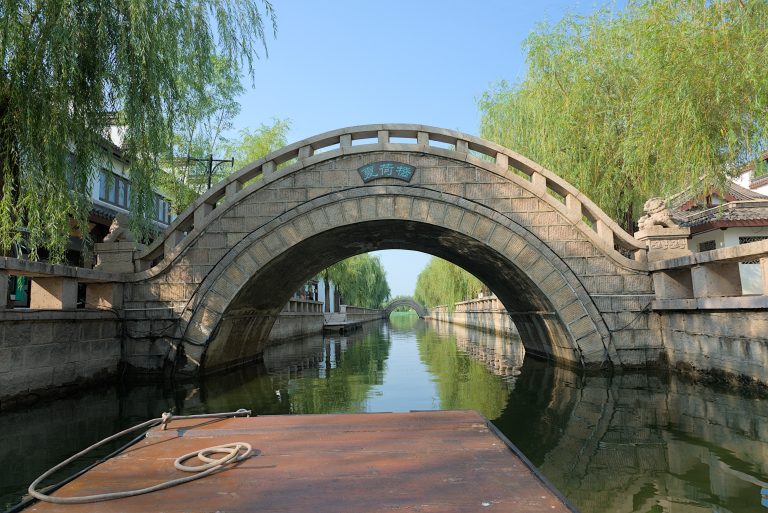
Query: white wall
734 169 768 195
316 277 338 313
690 226 768 295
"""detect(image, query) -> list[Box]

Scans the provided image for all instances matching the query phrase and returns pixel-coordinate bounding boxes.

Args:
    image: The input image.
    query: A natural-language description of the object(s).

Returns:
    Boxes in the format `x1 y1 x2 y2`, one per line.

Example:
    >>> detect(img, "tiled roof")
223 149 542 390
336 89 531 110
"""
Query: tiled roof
676 200 768 229
669 178 767 210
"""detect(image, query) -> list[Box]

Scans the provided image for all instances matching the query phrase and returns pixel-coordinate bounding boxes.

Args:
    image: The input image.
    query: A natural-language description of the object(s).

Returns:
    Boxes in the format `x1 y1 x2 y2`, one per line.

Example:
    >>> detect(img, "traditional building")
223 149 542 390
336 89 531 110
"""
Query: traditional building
670 175 768 294
9 140 174 306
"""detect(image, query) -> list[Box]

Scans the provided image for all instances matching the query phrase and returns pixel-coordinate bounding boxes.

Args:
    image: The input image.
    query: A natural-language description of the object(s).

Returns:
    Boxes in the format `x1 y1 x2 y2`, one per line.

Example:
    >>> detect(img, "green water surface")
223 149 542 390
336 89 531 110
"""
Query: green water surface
2 313 767 512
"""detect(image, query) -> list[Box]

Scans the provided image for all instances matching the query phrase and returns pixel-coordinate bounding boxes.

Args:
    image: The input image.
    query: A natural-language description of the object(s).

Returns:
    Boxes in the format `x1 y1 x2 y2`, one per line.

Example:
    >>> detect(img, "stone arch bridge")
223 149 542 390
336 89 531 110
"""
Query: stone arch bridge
116 124 659 376
384 298 429 318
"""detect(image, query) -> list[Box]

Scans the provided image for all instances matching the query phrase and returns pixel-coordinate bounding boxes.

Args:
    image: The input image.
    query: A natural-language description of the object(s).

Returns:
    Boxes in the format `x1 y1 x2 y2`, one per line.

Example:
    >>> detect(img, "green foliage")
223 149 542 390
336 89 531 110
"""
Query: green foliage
162 55 246 212
479 0 768 228
224 118 291 167
323 254 391 309
414 257 484 309
755 160 768 179
162 117 290 213
388 310 419 328
0 0 276 260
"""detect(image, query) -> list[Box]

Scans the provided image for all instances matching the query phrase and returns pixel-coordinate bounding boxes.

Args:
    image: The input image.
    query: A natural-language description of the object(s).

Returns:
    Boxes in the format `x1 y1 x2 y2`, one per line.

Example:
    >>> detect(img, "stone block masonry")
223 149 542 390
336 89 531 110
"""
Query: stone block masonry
427 298 519 338
9 124 768 394
0 311 121 409
659 310 768 386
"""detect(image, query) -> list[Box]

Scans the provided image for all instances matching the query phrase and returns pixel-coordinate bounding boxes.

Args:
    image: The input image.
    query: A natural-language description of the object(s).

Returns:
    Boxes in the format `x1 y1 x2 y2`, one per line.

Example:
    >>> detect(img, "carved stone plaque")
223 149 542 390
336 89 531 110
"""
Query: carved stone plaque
358 161 415 183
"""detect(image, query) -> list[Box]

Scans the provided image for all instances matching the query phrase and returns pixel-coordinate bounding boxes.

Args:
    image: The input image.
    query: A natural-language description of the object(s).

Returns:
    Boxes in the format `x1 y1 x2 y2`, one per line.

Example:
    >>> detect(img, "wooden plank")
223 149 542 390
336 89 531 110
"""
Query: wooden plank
27 411 578 513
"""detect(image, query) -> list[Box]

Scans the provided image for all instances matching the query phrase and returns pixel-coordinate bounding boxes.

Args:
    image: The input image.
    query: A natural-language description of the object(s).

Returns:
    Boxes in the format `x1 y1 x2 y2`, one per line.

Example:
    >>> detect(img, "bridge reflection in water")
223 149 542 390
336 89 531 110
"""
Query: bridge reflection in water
2 315 767 513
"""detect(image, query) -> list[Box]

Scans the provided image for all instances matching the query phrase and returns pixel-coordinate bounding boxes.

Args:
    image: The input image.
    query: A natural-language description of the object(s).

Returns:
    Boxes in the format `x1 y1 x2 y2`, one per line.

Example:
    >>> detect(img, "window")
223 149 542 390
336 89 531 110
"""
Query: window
117 180 127 208
99 169 132 209
698 240 716 252
98 169 113 202
99 168 170 223
739 236 768 264
154 194 171 224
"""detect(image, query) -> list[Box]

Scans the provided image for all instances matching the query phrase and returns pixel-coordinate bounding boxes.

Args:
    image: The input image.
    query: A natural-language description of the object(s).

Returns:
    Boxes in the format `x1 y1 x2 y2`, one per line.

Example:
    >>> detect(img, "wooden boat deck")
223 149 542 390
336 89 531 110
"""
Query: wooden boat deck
27 410 577 513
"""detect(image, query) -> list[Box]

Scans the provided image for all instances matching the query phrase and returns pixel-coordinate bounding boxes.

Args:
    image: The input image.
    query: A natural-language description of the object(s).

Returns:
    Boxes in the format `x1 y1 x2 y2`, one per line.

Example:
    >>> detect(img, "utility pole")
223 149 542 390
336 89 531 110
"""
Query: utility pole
186 154 235 190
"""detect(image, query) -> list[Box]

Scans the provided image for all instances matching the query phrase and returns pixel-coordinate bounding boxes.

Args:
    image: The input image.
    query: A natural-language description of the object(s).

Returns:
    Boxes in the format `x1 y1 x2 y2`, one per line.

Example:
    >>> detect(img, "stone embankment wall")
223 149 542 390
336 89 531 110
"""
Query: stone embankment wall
658 310 768 385
429 296 768 387
649 239 768 386
0 311 121 408
427 297 518 338
0 298 333 407
342 305 386 324
267 299 324 344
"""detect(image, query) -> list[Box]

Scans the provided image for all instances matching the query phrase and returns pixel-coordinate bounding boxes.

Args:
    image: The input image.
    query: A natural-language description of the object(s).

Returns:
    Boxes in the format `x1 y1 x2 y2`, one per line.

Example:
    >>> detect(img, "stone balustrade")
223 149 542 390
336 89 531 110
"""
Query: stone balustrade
283 298 324 314
135 124 646 270
0 257 123 311
649 238 768 310
451 296 506 313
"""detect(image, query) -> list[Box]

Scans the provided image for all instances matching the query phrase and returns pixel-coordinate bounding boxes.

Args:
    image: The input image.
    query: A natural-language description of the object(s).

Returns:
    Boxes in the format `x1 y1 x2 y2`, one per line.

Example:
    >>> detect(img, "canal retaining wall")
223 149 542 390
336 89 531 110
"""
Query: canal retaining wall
429 296 768 387
0 310 121 408
427 297 518 337
267 299 324 344
658 309 768 385
342 305 386 324
0 298 339 408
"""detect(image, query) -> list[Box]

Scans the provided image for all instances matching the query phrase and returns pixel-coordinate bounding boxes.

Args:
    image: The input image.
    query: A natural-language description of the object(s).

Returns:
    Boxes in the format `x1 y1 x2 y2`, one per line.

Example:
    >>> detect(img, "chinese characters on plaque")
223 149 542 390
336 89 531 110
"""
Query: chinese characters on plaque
357 161 415 183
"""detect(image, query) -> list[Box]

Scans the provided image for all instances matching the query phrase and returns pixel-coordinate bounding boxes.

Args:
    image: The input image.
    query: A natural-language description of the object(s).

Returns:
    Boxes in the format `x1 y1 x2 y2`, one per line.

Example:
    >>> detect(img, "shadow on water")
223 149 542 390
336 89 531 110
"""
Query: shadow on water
2 312 768 513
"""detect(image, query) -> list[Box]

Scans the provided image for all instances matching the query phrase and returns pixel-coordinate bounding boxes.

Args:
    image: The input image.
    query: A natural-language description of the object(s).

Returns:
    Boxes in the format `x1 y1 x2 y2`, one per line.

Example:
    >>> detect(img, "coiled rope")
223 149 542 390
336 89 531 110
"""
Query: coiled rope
28 409 253 504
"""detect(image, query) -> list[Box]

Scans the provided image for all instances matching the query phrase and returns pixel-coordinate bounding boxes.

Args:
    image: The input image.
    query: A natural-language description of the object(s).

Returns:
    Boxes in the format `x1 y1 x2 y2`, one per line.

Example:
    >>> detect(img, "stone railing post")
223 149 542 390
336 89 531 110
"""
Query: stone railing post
85 283 124 309
635 225 693 299
634 226 691 262
761 256 768 295
94 241 145 273
30 277 78 309
0 271 9 308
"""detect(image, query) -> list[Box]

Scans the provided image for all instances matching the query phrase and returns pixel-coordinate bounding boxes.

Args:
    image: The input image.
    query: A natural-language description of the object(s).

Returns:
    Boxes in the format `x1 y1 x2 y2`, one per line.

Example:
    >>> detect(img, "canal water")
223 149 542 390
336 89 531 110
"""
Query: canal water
2 313 767 512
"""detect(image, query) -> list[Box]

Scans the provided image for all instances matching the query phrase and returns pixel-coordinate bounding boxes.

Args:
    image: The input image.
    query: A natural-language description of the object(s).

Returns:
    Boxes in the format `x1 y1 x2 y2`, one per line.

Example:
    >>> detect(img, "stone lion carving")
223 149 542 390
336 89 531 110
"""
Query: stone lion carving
103 213 135 242
637 197 678 231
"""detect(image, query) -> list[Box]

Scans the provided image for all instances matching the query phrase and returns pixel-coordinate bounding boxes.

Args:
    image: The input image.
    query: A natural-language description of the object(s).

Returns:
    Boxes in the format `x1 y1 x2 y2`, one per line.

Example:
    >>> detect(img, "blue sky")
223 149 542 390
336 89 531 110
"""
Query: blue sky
230 1 607 296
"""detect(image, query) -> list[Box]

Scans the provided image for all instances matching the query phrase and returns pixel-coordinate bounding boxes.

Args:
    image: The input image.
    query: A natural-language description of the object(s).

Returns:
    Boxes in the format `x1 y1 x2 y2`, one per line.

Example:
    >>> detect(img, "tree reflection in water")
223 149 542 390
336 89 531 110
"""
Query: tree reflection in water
2 314 767 513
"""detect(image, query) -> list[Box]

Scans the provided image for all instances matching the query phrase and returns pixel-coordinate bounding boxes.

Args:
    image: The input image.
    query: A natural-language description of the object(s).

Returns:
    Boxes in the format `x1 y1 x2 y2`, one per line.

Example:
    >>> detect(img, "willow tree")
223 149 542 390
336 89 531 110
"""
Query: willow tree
163 55 246 212
414 258 484 309
162 117 290 214
224 118 291 166
0 0 276 261
479 0 768 230
322 254 391 310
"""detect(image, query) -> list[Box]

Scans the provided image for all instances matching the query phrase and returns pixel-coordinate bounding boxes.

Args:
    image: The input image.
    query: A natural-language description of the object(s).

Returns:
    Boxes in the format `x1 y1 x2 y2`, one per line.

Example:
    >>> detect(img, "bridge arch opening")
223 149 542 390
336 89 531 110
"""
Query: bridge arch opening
177 186 613 375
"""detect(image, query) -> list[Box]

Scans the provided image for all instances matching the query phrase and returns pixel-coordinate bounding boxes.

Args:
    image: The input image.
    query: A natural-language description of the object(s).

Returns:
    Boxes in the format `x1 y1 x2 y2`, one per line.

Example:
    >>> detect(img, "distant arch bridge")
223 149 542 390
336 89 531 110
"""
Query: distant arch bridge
384 298 429 318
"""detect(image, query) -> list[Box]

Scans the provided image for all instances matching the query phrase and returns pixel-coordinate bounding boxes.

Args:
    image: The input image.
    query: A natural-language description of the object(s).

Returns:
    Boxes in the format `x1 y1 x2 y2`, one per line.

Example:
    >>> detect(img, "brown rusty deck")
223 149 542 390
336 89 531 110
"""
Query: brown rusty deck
28 410 577 513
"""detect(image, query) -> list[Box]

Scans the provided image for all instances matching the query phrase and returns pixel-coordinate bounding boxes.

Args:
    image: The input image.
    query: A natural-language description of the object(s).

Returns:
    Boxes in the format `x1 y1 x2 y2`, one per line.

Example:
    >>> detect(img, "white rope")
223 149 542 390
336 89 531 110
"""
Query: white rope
174 442 253 472
28 409 253 504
